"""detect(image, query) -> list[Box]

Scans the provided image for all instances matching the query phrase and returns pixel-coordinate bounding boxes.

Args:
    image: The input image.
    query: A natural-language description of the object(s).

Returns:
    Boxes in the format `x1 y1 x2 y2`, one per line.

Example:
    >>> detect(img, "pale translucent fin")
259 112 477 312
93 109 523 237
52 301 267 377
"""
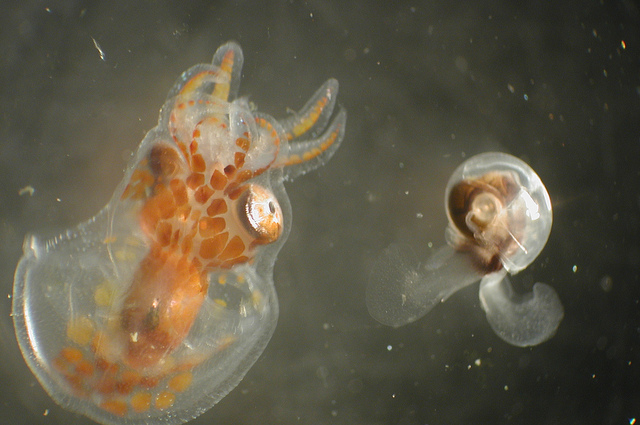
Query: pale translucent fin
366 244 482 328
479 270 564 347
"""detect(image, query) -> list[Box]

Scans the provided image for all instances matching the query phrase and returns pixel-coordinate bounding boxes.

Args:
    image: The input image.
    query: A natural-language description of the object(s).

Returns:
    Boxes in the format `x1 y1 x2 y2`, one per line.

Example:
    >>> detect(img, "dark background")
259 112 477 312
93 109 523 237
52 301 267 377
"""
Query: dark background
1 1 639 424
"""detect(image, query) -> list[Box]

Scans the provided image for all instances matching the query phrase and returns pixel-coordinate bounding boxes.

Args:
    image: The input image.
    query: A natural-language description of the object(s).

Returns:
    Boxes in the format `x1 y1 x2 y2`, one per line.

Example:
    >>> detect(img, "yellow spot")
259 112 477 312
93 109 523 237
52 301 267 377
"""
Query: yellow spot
157 355 177 375
216 336 237 352
60 347 83 364
168 372 193 393
236 273 245 284
94 281 115 306
131 392 152 413
66 317 95 346
155 391 176 410
287 154 302 165
103 236 117 244
115 249 136 262
100 400 128 417
218 274 227 285
125 236 143 247
251 289 263 308
214 298 228 307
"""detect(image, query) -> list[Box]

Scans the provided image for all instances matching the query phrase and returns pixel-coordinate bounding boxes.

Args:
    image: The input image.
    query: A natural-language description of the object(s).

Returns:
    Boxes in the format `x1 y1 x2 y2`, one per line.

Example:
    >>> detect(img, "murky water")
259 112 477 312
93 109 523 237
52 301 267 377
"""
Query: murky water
1 1 639 424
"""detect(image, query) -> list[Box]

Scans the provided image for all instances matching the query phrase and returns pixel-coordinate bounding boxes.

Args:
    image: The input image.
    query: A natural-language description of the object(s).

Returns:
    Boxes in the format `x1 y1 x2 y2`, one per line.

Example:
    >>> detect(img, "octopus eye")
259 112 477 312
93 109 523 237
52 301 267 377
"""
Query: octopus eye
237 184 283 244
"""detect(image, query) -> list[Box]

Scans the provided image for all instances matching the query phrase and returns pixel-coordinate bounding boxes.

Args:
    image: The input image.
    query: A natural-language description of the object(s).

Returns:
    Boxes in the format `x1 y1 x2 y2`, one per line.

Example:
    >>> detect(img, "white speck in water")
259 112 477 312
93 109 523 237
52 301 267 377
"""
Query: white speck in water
599 275 613 292
504 385 509 391
43 409 49 416
92 37 106 61
416 212 423 218
18 185 35 196
572 265 578 273
386 345 392 351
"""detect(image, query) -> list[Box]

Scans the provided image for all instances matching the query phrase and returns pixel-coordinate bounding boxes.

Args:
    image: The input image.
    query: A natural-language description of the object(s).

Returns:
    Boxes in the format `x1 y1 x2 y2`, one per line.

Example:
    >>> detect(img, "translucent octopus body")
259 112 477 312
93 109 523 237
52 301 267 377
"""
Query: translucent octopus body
13 42 346 424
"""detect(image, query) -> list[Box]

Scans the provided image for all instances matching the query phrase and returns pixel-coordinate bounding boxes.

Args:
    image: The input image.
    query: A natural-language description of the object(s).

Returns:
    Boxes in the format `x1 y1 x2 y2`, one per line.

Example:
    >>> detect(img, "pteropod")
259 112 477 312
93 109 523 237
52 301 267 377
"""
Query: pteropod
367 152 563 347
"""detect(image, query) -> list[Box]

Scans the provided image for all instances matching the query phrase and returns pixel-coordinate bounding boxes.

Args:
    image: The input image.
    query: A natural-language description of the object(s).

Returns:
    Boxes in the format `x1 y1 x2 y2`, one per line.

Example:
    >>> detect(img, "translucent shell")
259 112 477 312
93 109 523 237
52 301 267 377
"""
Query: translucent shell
13 42 346 425
367 152 563 347
445 152 553 274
